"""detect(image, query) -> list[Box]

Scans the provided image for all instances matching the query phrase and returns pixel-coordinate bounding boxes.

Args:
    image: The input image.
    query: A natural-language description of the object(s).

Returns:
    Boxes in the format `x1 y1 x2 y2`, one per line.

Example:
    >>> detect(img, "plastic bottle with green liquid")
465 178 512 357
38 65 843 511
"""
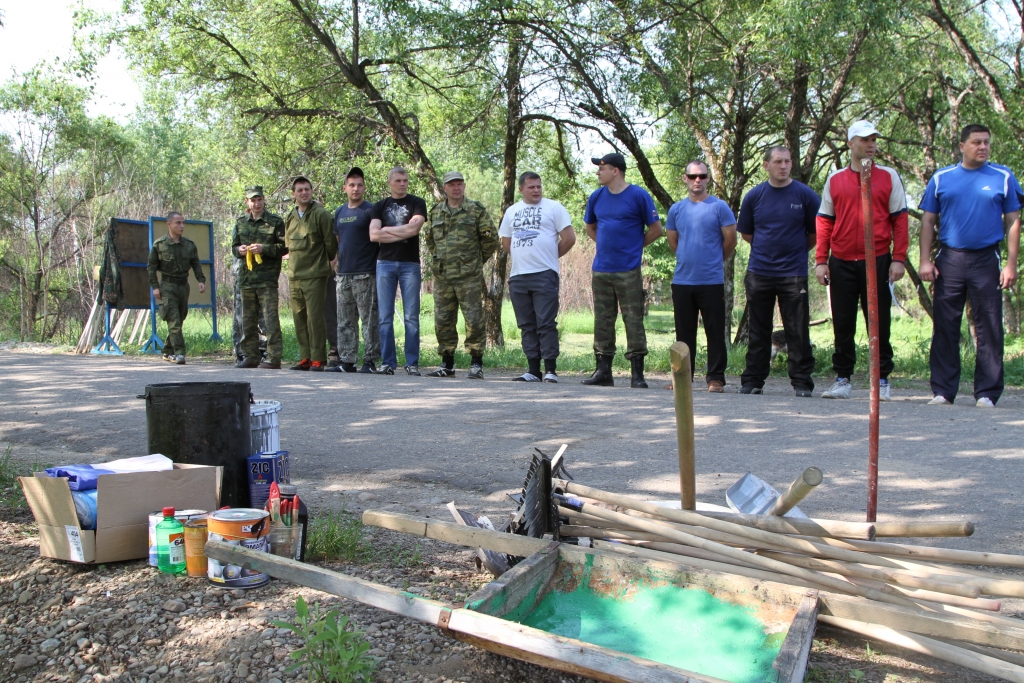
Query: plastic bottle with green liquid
156 506 186 575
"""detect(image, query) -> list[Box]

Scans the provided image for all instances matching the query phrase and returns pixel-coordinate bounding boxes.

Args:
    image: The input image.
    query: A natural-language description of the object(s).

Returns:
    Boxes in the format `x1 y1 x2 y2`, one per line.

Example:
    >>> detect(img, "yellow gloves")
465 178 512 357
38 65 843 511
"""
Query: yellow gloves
245 249 263 270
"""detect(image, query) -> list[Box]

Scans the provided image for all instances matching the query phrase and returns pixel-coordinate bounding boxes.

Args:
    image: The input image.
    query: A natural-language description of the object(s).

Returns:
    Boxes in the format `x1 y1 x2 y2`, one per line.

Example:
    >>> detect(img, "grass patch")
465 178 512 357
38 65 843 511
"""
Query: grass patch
0 444 33 510
306 507 371 563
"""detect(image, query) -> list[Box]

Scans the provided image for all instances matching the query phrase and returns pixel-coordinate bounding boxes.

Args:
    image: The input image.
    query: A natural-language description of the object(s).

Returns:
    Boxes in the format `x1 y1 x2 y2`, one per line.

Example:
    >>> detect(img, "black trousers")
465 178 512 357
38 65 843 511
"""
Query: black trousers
930 246 1004 402
671 283 727 384
741 272 814 391
829 254 894 380
509 270 561 360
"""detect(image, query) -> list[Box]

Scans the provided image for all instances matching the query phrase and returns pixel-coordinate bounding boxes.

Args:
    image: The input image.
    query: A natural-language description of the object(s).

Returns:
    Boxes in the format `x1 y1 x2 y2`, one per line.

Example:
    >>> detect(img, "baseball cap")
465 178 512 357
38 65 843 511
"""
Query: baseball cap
442 171 465 184
291 175 312 189
345 167 364 180
848 120 880 141
245 186 264 199
592 153 627 172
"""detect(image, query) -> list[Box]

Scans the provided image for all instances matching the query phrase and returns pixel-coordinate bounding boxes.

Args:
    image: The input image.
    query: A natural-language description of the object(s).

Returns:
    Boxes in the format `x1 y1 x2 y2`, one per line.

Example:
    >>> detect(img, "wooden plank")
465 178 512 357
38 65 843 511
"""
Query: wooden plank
363 510 555 558
204 540 446 624
465 545 560 618
819 615 1024 682
773 592 819 683
447 607 731 683
362 510 427 537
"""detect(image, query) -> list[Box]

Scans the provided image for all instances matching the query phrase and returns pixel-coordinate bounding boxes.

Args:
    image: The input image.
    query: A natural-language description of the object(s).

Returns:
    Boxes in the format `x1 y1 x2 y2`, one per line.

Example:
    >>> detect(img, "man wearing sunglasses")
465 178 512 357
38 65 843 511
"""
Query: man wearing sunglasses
737 147 820 397
816 121 908 401
666 161 737 392
582 153 663 388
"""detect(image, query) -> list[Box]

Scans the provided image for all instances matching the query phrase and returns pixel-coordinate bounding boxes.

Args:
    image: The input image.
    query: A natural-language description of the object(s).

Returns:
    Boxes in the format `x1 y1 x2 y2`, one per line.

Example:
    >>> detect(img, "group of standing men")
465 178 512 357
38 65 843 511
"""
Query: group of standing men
148 119 1020 405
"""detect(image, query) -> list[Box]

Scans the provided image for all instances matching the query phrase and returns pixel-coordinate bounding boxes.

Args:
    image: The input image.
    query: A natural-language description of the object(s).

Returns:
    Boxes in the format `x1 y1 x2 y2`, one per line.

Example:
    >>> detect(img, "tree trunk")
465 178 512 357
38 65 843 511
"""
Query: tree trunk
483 31 527 349
903 260 934 320
785 60 810 182
733 302 750 345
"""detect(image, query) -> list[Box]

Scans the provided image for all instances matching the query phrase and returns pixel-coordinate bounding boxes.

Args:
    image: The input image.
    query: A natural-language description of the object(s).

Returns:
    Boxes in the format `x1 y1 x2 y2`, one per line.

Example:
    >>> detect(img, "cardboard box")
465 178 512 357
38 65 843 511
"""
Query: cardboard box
20 463 221 564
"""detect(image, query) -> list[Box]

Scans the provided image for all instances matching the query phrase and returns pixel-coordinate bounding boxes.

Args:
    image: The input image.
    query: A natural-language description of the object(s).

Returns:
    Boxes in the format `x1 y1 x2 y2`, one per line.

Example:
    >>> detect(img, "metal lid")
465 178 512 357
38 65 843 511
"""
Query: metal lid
209 508 270 522
278 484 297 496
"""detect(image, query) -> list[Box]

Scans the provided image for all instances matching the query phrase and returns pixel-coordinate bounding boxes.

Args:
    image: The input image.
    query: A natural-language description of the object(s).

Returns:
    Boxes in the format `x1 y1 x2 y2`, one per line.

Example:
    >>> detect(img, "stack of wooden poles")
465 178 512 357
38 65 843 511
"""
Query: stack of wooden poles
555 478 1024 681
75 303 151 353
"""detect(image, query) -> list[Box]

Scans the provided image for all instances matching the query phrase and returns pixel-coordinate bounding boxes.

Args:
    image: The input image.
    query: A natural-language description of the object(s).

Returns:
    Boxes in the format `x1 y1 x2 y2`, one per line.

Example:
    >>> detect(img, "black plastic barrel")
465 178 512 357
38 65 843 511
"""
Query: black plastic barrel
141 382 251 508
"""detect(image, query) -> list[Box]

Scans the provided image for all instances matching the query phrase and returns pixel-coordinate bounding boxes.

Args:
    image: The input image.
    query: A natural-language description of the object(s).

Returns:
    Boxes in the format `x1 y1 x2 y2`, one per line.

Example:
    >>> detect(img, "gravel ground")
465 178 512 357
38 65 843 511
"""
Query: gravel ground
2 349 1024 682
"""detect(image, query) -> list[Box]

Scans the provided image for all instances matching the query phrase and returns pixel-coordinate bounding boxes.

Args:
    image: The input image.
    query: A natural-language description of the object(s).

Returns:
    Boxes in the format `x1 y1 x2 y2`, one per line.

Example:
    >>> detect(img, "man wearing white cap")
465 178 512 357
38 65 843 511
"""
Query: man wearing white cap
815 120 908 400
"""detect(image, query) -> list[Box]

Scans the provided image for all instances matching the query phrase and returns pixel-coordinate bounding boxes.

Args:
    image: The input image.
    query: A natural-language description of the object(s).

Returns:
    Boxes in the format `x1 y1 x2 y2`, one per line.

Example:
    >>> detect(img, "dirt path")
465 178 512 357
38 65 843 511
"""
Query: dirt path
2 350 1023 682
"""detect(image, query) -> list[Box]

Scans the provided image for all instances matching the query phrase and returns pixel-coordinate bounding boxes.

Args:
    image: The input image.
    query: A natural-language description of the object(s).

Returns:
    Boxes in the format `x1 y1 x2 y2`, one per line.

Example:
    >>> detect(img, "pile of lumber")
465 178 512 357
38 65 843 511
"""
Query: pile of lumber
75 304 150 353
555 479 1024 681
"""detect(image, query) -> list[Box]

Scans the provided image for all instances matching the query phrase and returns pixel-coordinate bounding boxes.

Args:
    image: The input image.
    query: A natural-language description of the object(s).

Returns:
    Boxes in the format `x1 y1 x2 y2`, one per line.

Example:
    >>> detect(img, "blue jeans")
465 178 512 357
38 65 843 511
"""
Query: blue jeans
376 260 421 368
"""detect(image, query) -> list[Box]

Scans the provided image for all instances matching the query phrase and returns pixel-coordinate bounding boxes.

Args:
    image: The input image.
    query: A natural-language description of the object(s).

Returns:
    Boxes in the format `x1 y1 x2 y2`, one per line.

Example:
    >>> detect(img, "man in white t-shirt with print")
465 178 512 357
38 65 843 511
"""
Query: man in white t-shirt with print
499 172 577 382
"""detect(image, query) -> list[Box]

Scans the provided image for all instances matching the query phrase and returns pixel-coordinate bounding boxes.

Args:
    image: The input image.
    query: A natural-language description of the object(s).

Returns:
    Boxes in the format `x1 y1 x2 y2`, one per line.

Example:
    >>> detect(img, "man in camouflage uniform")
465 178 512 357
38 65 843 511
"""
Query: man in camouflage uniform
284 175 338 371
232 186 287 369
231 257 266 363
423 171 498 379
147 211 206 365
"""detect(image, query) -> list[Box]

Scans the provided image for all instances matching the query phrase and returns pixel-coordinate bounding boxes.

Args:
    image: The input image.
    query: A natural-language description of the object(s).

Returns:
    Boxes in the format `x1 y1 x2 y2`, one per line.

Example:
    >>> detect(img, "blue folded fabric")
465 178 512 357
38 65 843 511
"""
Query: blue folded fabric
72 490 98 530
45 465 117 491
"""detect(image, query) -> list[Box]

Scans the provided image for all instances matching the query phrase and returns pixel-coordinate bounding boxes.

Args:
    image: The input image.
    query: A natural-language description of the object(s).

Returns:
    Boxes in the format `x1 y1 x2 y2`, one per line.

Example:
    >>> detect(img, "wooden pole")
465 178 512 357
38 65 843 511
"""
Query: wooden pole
861 158 881 522
792 534 1024 568
770 467 823 516
696 509 875 540
819 615 1024 682
669 342 696 510
874 520 975 538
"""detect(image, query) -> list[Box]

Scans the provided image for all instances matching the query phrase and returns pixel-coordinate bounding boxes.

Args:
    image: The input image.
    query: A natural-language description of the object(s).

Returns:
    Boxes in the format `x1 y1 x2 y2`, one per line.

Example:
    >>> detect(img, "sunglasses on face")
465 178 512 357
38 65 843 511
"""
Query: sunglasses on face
686 173 709 180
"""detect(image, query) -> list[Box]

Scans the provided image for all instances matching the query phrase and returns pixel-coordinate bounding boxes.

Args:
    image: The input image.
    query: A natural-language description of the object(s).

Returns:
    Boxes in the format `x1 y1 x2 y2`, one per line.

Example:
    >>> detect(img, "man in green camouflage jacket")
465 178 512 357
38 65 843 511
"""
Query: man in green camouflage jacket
147 211 206 364
423 172 499 379
232 186 287 369
284 175 338 371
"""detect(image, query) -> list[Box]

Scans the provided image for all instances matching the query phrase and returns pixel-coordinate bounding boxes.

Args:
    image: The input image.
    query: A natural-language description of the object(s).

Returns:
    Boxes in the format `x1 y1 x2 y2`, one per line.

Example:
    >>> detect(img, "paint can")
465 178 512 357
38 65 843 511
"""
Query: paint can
206 508 271 588
148 509 207 567
183 518 209 578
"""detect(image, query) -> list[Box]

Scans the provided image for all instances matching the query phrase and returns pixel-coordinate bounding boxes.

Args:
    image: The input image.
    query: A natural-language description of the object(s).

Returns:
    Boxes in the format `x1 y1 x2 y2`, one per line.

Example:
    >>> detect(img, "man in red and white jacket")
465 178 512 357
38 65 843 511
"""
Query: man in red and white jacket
815 120 909 401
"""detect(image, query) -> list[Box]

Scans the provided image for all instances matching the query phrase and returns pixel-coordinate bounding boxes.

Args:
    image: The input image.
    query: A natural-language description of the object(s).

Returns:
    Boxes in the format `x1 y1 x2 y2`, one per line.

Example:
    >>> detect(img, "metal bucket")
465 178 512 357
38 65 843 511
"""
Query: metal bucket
250 400 282 456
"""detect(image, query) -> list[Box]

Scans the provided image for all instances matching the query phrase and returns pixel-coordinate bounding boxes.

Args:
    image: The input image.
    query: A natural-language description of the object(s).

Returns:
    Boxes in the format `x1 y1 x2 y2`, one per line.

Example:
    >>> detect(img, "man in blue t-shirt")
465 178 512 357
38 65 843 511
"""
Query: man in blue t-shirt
581 153 663 388
666 160 737 392
919 124 1022 407
737 146 821 397
326 167 380 374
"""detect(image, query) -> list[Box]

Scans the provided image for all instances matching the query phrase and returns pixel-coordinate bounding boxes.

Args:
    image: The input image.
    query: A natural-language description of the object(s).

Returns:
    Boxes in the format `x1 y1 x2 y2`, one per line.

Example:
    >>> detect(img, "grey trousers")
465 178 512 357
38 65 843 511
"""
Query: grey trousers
509 269 560 360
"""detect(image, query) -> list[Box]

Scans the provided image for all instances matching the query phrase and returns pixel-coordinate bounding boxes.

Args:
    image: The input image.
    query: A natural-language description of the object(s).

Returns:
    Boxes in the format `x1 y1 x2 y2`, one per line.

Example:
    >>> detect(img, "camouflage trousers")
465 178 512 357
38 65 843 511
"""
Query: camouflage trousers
233 275 266 358
158 280 190 356
434 275 485 357
337 273 380 365
241 287 282 362
592 267 647 359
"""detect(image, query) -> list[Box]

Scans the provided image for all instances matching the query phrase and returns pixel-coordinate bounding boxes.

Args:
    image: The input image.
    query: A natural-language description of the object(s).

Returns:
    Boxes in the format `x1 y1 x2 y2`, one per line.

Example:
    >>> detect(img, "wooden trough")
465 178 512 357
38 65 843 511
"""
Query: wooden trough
206 512 819 683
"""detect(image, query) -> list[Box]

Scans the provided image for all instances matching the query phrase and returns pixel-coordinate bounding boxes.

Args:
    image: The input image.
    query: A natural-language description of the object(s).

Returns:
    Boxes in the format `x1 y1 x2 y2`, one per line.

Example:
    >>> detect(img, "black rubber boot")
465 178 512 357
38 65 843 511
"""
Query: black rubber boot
630 356 648 389
581 354 614 387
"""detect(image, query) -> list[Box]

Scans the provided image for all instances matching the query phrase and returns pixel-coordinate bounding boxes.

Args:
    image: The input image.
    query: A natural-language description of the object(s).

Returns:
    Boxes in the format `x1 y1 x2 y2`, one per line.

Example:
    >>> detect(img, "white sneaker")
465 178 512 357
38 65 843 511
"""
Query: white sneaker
822 378 851 399
977 397 995 408
879 380 891 402
543 372 558 383
928 395 952 405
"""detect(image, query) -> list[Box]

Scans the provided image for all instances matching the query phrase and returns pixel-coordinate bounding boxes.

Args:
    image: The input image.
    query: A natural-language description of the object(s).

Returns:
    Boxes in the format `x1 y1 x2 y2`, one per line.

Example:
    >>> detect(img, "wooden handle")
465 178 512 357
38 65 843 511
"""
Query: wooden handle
669 342 696 510
770 467 823 516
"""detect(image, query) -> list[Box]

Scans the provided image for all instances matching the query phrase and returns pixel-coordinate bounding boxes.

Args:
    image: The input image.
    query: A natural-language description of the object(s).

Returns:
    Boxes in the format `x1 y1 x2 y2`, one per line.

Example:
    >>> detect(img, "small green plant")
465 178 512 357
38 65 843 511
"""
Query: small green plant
848 670 865 682
0 444 28 509
273 596 375 683
306 507 370 563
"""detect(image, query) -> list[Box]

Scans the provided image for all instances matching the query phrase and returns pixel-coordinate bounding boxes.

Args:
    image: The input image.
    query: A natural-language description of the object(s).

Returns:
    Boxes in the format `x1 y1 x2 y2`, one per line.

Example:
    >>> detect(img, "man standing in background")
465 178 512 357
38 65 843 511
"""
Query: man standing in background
919 124 1021 407
666 161 737 393
738 147 820 397
424 171 498 379
500 172 576 382
284 175 337 371
370 167 427 375
147 211 206 365
327 167 381 374
815 120 908 401
582 153 663 388
232 185 287 369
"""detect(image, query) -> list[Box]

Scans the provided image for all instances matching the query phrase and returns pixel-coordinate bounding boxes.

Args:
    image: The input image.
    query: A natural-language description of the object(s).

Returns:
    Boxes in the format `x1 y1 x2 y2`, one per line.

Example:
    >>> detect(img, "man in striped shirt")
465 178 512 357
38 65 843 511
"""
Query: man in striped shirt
919 124 1021 407
815 120 909 401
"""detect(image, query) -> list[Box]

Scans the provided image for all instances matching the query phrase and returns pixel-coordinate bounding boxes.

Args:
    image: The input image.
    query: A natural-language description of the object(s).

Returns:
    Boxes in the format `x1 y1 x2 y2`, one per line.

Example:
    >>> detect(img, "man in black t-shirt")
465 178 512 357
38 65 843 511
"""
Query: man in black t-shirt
369 166 428 375
326 167 380 374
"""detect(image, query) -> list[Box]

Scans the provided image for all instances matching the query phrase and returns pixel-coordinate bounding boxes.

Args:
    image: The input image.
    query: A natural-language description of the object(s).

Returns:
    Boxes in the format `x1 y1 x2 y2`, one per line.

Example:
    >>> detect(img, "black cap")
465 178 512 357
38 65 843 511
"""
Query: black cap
291 175 312 189
592 153 627 172
345 166 364 180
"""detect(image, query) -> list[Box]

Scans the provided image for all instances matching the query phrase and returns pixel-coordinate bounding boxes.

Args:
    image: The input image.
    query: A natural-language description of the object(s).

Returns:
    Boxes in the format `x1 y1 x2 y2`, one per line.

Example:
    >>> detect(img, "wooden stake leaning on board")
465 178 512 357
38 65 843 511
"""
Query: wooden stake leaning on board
669 341 696 510
770 467 823 516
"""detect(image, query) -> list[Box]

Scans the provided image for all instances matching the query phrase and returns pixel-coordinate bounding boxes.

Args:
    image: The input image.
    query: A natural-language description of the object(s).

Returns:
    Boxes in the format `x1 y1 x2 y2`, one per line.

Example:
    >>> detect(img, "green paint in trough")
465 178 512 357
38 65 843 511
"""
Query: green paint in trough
505 558 785 683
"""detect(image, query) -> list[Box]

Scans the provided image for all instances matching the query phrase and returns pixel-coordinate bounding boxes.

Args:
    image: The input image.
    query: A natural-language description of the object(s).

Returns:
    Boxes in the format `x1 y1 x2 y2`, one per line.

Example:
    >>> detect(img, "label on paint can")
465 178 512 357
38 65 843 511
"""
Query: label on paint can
206 508 271 588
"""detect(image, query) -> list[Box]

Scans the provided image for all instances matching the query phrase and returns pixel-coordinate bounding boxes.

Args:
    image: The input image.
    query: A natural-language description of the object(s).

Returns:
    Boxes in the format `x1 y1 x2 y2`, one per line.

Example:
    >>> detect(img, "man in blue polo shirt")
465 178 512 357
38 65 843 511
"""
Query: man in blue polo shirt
738 146 821 397
666 160 737 392
582 152 663 388
919 124 1022 407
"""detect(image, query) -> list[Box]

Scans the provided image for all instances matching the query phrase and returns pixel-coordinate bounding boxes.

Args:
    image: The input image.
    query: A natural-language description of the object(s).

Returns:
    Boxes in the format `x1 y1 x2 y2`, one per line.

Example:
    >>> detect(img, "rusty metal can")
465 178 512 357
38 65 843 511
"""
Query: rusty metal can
183 518 209 578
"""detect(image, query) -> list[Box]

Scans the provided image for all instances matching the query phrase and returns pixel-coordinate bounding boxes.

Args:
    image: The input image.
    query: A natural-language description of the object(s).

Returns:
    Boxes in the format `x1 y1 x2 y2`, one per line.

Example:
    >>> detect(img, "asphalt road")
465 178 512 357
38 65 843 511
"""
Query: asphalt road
2 350 1022 555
